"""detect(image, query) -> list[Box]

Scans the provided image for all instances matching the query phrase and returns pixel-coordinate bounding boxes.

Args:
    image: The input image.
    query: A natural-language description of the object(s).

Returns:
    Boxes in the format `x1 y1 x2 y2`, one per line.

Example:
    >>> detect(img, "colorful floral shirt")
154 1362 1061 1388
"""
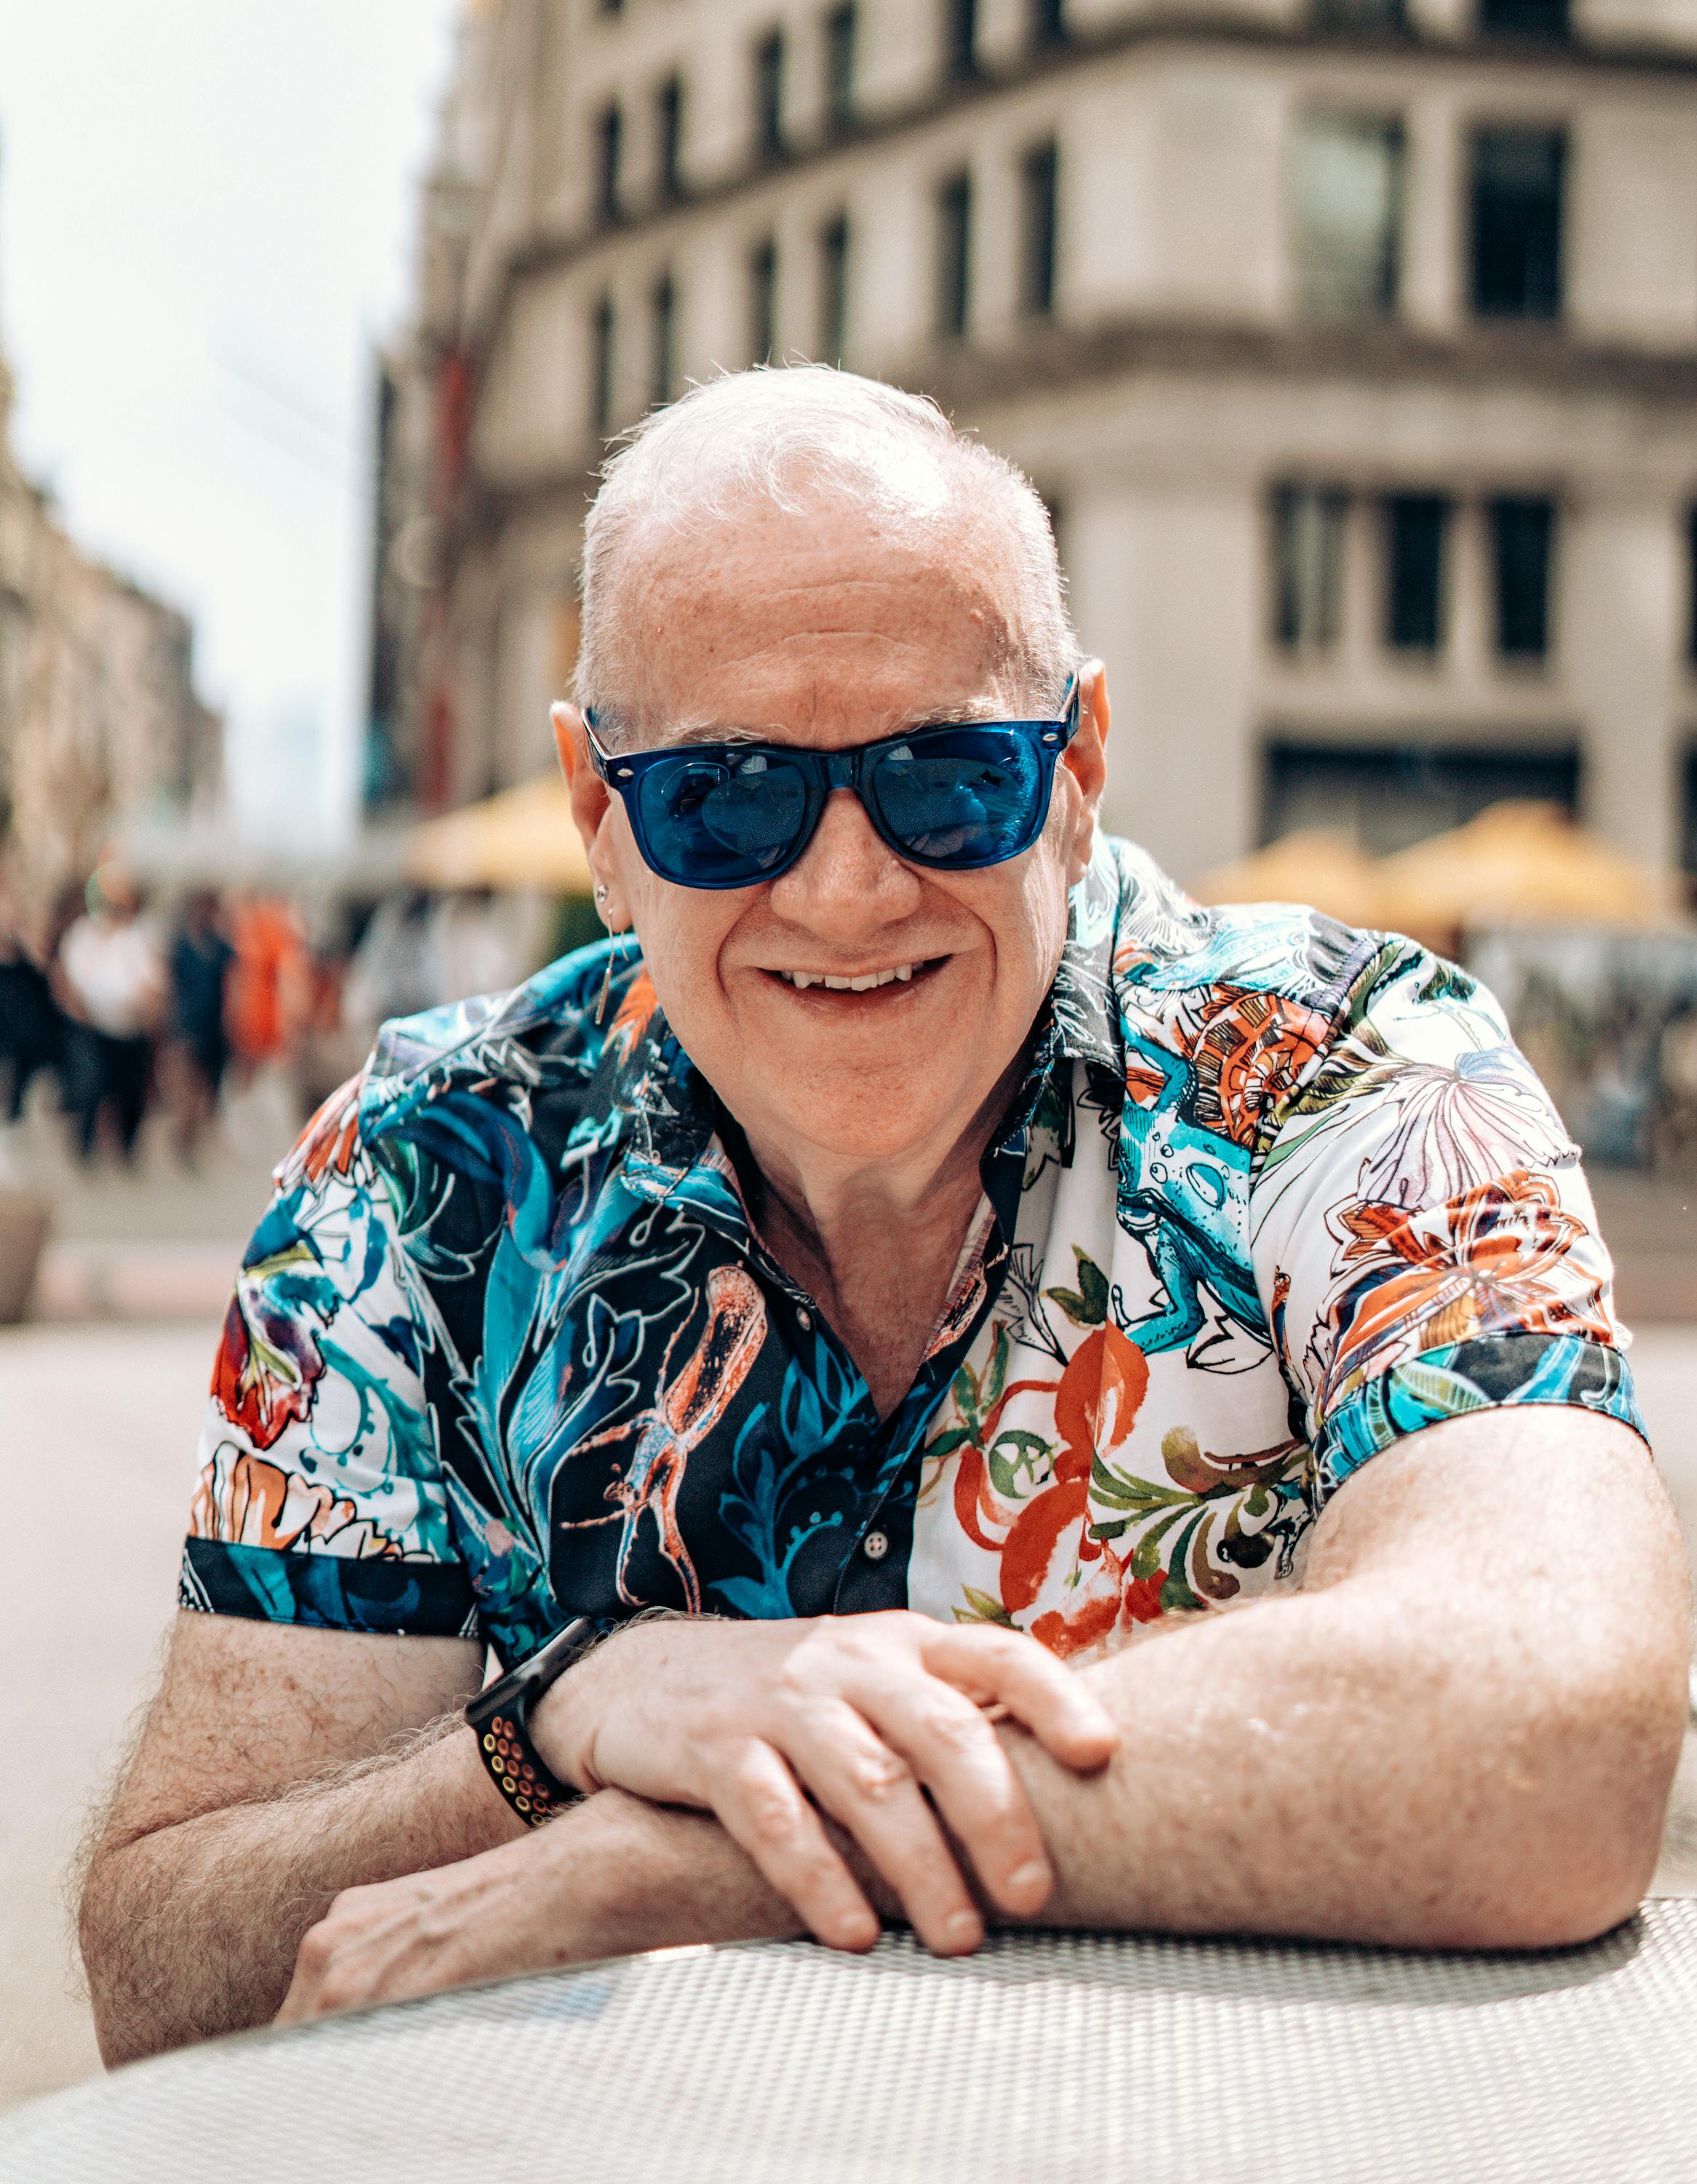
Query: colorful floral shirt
180 836 1641 1665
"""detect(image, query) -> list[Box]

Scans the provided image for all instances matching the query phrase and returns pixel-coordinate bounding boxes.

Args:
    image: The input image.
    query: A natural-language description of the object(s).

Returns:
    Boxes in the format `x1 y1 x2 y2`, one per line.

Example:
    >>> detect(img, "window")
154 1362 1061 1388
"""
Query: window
656 74 684 201
650 272 677 408
1384 495 1449 652
1490 496 1554 658
1018 141 1059 319
1030 0 1069 45
749 237 779 363
595 102 622 224
1272 486 1346 650
1293 115 1403 318
1478 0 1569 36
591 294 617 438
1264 740 1578 852
1471 127 1564 319
754 30 785 162
935 170 973 339
945 0 979 82
818 215 850 360
824 5 857 135
1311 0 1407 31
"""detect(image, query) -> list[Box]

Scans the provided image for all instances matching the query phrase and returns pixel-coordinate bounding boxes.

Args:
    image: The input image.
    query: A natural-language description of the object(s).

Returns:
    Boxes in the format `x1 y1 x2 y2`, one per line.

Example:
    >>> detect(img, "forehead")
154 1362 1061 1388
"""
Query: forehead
618 494 1025 740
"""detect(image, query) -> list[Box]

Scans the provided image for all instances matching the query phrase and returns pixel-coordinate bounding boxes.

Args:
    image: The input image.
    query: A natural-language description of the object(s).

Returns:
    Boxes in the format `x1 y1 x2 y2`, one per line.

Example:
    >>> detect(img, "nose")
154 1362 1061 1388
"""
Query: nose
767 786 922 928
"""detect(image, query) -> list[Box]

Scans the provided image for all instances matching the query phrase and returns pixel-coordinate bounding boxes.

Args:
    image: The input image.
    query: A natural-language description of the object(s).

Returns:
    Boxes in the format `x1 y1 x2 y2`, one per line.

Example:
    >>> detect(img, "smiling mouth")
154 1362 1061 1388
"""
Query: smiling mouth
766 956 949 994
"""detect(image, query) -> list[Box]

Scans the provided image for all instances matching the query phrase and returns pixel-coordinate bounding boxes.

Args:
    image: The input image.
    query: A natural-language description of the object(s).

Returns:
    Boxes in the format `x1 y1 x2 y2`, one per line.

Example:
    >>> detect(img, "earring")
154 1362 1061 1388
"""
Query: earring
593 885 626 1026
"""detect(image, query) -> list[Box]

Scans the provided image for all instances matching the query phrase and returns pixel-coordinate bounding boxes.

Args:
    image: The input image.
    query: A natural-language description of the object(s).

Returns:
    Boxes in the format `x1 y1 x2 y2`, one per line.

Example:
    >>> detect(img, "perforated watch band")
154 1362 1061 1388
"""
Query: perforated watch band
465 1616 598 1828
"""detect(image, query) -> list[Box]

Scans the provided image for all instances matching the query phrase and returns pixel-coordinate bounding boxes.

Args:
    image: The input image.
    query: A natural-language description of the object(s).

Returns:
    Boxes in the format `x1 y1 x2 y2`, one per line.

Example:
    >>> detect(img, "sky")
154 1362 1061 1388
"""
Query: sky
0 0 464 848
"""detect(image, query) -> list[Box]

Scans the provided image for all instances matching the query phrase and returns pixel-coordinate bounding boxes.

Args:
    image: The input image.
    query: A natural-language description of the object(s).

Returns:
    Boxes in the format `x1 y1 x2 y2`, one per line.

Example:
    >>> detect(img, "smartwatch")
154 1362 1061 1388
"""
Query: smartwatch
466 1615 600 1827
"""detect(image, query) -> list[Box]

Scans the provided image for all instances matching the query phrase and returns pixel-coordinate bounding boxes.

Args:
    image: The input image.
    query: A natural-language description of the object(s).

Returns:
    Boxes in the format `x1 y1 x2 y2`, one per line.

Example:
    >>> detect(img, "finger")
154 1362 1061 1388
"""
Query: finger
842 1671 1053 1919
713 1738 882 1955
922 1626 1119 1770
783 1700 986 1956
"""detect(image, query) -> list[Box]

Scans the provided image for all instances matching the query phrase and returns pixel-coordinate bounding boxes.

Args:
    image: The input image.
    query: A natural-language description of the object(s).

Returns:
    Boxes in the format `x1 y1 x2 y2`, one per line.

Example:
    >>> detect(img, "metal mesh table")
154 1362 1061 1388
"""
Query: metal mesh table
7 1904 1697 2184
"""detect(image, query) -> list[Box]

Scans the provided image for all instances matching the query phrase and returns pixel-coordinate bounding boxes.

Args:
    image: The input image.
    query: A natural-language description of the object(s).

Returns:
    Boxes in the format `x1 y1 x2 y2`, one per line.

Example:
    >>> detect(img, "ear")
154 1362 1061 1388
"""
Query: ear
553 703 629 921
1058 660 1110 887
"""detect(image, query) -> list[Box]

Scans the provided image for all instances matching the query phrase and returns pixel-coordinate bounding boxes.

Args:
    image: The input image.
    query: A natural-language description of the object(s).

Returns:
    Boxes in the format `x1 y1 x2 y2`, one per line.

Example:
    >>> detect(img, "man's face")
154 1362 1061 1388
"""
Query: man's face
560 496 1108 1176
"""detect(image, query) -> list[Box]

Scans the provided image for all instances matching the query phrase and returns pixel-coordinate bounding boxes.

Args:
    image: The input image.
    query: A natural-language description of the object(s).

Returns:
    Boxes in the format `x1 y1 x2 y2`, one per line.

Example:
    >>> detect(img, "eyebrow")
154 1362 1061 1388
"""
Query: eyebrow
656 695 1013 749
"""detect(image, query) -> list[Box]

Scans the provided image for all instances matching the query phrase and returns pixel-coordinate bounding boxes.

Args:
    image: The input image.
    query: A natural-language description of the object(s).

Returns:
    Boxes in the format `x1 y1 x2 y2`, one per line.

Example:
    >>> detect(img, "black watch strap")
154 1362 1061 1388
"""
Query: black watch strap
466 1615 599 1827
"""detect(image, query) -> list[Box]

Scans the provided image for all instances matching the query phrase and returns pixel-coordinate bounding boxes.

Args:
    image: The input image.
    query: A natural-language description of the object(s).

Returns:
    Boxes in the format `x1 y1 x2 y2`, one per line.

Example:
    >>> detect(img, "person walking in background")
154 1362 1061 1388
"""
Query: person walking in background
167 889 235 1166
54 866 165 1165
224 893 307 1084
0 889 63 1129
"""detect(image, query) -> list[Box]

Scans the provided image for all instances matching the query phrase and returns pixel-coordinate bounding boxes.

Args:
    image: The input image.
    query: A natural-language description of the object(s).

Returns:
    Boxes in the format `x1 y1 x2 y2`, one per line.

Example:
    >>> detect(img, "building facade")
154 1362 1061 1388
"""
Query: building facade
0 349 223 916
377 0 1697 884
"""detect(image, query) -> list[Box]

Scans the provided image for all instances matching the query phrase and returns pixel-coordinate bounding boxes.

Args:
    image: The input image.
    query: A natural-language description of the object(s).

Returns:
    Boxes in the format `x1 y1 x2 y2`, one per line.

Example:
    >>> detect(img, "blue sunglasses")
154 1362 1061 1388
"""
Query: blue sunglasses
585 677 1080 890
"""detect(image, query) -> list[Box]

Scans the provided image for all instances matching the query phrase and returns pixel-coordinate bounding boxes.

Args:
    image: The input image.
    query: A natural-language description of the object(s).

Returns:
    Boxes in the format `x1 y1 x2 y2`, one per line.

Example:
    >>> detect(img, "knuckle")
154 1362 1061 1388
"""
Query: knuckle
731 1757 804 1850
918 1702 987 1755
295 1922 337 1974
848 1746 913 1803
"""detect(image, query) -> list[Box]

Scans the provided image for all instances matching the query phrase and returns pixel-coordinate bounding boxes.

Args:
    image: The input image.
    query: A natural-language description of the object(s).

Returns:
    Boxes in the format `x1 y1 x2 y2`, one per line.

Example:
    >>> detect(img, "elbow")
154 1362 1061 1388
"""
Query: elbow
77 1840 162 2069
1436 1653 1688 1953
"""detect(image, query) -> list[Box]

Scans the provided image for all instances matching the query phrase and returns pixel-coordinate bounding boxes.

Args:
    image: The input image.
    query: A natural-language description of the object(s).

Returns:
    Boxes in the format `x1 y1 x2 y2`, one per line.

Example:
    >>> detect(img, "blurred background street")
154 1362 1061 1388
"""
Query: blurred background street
8 0 1697 2124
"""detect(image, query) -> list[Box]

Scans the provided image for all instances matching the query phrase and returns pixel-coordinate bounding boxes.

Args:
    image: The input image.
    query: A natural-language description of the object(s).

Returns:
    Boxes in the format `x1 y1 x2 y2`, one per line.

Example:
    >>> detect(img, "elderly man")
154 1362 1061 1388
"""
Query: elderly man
81 368 1688 2061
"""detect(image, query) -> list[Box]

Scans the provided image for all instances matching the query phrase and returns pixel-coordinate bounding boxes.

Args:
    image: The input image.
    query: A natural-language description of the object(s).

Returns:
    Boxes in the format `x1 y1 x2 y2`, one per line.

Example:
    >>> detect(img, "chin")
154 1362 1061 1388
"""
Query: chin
774 1087 959 1165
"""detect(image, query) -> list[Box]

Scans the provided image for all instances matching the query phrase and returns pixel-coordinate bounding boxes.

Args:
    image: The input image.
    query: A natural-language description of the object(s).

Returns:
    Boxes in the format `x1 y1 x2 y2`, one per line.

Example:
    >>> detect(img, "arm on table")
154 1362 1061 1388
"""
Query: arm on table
78 1615 514 2063
282 1404 1692 2019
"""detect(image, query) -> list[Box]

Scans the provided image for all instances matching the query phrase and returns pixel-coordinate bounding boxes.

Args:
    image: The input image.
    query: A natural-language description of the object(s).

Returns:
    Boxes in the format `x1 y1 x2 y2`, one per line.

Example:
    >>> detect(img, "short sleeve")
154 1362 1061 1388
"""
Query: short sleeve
1248 945 1644 1508
178 1077 478 1638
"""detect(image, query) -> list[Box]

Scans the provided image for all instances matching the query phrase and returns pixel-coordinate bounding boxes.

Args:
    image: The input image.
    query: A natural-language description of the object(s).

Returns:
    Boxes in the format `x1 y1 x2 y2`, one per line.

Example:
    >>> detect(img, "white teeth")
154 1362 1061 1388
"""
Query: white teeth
778 962 920 992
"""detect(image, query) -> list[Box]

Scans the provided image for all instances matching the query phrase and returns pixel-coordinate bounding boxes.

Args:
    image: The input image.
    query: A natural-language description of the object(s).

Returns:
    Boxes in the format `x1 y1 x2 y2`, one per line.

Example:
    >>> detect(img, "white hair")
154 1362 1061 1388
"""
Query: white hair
574 365 1076 740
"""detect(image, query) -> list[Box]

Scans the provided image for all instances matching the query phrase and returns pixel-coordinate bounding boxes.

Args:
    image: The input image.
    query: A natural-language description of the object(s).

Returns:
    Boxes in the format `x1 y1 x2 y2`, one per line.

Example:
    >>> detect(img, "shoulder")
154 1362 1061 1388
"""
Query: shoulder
279 935 639 1195
1099 832 1479 1034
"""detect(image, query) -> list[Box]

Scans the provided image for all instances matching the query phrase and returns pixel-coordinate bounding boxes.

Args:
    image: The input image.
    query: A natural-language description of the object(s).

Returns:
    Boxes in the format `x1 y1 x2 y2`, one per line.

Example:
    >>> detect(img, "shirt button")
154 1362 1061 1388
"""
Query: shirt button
796 1307 812 1331
861 1530 890 1562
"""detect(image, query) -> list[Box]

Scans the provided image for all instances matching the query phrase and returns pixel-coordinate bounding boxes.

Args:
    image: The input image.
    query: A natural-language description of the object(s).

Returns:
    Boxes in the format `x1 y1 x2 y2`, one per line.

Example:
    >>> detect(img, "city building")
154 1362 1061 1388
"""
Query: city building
374 0 1697 885
0 346 223 917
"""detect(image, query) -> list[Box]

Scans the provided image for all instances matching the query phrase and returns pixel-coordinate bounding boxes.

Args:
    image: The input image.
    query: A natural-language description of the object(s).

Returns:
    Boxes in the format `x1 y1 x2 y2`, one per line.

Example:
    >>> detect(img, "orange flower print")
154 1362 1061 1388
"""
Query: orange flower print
191 1447 403 1559
281 1069 366 1189
1323 1168 1611 1403
1000 1323 1148 1626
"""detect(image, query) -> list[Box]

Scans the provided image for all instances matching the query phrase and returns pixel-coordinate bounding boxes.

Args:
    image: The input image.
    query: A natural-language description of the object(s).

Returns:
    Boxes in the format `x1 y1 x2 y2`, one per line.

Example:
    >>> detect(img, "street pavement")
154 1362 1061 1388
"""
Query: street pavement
2 1091 1696 2112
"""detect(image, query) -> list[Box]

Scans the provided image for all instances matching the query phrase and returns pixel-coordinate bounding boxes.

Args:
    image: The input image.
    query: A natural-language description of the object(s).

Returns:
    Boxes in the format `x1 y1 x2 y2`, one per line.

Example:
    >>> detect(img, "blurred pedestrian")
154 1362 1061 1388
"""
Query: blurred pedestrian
0 890 63 1127
168 888 236 1166
225 894 308 1083
55 866 166 1165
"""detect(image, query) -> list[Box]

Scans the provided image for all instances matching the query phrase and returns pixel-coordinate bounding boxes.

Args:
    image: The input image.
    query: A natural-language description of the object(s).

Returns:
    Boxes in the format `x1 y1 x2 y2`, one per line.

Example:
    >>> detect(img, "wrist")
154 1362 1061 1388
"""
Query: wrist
529 1644 613 1795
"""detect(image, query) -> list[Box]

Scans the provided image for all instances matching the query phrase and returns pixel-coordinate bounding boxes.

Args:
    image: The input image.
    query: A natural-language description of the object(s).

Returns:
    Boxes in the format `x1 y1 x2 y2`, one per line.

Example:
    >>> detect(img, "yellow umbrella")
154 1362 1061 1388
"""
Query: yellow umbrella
1374 801 1682 954
1192 829 1383 929
405 773 593 894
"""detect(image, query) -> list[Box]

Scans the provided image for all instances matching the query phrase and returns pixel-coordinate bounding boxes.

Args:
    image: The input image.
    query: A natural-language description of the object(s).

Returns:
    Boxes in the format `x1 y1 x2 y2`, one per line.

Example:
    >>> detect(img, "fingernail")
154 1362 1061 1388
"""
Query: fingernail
1008 1860 1051 1901
944 1909 983 1947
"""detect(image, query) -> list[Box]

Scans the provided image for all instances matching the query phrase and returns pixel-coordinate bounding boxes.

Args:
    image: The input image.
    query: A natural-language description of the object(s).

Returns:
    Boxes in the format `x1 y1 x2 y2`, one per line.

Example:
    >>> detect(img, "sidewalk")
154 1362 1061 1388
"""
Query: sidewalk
2 1068 296 1322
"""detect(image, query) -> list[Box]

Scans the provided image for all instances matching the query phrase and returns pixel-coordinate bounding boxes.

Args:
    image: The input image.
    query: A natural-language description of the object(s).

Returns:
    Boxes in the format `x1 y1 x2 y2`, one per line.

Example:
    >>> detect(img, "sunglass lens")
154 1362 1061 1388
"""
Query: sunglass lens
638 752 812 884
871 732 1044 867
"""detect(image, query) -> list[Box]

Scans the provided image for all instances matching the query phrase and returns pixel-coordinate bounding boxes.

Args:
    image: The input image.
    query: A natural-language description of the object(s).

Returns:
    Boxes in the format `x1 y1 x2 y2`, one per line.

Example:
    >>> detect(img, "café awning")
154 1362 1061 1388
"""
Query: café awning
404 774 593 895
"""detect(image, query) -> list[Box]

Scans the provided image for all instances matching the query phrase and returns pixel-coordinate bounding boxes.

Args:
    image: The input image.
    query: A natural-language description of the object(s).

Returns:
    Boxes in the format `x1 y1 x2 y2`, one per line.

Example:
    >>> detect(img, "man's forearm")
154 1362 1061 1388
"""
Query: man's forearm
560 1578 1684 1961
82 1722 521 2063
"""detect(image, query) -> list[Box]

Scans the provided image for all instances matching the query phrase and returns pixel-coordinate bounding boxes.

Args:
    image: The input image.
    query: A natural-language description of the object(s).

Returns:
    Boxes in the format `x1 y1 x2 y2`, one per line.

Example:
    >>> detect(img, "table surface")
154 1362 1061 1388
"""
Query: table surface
6 1902 1697 2184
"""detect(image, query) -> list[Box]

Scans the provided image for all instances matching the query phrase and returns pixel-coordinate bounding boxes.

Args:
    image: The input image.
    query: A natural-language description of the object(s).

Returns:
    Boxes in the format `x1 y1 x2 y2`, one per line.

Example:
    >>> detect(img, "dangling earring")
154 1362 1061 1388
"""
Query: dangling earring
593 884 626 1025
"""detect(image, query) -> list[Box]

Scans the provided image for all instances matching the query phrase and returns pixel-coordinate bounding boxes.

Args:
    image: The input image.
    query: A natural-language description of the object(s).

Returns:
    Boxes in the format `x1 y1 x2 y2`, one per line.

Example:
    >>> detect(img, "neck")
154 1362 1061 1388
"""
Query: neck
730 1058 1023 1416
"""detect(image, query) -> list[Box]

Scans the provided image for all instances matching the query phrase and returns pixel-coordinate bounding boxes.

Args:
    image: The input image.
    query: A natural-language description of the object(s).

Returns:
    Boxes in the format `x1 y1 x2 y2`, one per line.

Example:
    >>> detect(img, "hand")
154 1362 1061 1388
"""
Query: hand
277 1846 547 2024
533 1611 1118 1958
